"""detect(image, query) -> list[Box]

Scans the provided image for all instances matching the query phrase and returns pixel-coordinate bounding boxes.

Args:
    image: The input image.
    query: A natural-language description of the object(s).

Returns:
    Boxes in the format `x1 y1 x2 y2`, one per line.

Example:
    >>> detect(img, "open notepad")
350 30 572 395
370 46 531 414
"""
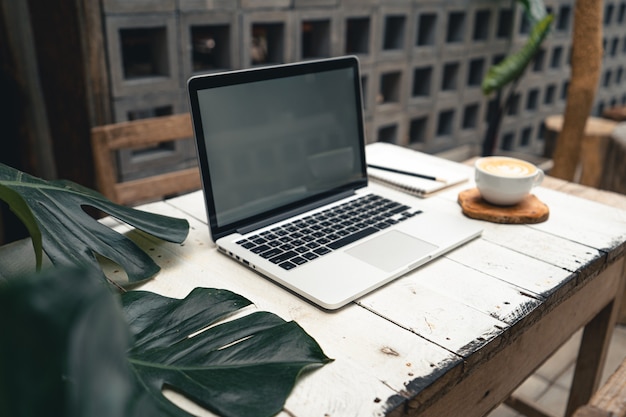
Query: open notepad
365 142 470 197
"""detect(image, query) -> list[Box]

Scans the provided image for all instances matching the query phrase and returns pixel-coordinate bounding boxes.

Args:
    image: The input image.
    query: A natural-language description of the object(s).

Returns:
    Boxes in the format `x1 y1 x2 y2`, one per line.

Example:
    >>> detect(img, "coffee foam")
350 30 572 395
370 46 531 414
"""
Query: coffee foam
478 158 536 177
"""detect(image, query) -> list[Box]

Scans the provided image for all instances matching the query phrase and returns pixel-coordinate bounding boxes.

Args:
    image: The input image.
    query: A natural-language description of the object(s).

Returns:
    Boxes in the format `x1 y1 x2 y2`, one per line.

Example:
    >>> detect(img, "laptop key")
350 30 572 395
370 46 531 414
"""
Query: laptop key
313 247 331 256
240 241 256 249
260 248 282 258
303 252 319 260
291 257 307 265
279 261 296 270
388 205 411 215
269 250 298 264
252 244 271 254
327 226 379 250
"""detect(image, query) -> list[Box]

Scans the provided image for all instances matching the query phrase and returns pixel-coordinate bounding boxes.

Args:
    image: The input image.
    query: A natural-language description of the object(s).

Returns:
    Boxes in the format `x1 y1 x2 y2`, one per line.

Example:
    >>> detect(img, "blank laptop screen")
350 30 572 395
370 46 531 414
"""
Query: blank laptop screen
194 62 366 230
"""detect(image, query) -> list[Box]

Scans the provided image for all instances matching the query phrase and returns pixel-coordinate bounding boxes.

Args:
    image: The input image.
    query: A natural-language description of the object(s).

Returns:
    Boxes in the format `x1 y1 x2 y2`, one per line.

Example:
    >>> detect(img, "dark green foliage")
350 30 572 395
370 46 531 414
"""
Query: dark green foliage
0 268 332 417
0 163 189 284
482 14 554 96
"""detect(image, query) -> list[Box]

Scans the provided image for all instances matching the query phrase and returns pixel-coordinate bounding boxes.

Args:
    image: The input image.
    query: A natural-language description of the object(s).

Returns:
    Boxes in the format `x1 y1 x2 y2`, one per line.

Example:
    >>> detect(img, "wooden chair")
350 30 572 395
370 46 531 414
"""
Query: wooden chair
91 113 202 206
572 356 626 417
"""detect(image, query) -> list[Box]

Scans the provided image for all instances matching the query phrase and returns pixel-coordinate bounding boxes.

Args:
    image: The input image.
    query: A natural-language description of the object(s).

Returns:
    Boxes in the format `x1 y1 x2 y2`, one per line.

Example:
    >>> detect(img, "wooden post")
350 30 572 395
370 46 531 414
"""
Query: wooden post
550 0 603 181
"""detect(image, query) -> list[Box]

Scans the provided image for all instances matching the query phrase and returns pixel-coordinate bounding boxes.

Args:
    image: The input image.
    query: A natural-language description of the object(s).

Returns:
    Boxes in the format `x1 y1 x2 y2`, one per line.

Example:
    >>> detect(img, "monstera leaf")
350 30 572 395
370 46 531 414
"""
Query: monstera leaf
0 267 332 417
0 163 189 284
123 288 332 417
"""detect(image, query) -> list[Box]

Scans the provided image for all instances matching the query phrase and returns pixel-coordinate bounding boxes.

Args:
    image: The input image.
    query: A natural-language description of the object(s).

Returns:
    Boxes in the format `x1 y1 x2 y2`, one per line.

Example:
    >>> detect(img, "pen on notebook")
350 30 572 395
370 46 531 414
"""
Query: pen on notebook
367 164 448 183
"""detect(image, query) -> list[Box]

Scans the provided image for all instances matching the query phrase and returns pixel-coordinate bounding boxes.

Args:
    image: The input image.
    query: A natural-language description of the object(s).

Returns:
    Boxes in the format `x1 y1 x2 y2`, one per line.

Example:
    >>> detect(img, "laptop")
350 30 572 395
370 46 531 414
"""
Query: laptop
187 56 482 310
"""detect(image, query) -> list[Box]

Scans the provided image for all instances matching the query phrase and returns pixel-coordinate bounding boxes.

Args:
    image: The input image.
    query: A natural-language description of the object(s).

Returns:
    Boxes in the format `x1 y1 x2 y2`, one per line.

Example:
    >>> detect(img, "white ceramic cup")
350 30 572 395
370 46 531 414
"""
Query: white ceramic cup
474 156 544 206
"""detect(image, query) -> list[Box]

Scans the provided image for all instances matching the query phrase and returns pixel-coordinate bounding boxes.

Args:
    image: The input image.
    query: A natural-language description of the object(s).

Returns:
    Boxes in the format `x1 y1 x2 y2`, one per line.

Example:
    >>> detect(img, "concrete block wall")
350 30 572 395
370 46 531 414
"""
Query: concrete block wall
100 0 626 179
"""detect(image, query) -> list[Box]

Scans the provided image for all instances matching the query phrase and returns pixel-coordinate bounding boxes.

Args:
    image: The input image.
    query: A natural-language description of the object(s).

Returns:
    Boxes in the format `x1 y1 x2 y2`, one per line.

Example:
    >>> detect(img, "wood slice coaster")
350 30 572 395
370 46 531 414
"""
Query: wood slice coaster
457 188 549 224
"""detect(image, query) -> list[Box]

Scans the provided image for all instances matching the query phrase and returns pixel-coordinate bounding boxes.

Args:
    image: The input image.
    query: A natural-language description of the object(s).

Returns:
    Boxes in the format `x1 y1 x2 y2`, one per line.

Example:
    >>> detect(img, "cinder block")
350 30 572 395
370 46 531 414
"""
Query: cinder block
377 5 413 61
99 0 626 163
105 14 180 98
179 11 239 80
372 61 410 113
103 0 175 13
431 96 464 152
240 10 295 67
341 0 380 6
294 9 340 59
178 0 235 12
408 59 440 108
406 107 435 150
240 0 292 10
294 0 337 7
339 8 380 65
373 112 407 146
411 5 445 61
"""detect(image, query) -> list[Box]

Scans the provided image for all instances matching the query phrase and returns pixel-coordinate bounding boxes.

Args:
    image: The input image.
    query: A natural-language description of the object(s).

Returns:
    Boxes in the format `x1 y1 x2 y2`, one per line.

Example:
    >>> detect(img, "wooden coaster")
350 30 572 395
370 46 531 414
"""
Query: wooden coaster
457 188 549 224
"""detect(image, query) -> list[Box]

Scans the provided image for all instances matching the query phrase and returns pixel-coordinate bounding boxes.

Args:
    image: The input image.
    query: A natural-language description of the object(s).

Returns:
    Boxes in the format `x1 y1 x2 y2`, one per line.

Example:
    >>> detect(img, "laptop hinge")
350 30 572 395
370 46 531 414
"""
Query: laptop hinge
237 190 355 235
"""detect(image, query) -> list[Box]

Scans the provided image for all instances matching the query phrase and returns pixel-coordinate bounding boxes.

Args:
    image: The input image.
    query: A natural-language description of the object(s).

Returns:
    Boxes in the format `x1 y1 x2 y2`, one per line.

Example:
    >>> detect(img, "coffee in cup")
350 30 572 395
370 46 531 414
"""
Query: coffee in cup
474 156 544 206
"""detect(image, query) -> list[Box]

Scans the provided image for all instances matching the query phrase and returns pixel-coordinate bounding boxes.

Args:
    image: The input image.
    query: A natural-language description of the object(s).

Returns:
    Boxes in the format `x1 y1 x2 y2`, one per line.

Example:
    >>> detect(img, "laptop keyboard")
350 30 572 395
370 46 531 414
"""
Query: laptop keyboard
235 194 422 271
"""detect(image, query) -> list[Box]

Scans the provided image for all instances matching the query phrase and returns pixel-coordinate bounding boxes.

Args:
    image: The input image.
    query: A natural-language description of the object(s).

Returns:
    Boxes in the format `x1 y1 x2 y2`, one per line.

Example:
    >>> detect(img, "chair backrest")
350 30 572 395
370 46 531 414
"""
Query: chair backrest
91 113 201 206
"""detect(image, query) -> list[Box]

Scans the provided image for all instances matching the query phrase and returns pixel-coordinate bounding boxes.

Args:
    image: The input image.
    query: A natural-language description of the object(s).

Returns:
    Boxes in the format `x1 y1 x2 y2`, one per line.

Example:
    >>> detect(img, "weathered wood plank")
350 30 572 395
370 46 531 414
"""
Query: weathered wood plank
530 187 626 254
410 257 541 325
389 258 624 417
479 224 603 274
114 201 466 415
446 238 574 298
357 264 509 356
5 167 623 417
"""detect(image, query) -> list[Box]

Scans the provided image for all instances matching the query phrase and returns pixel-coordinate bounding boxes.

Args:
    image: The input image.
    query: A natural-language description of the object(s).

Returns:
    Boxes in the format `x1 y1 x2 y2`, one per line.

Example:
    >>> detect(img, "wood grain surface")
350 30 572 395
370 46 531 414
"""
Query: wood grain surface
457 187 550 224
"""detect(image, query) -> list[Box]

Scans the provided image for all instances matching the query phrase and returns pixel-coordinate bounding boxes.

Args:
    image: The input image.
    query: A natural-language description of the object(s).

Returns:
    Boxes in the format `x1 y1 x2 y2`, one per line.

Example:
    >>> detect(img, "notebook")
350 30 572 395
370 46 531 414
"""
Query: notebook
187 56 482 310
366 142 470 197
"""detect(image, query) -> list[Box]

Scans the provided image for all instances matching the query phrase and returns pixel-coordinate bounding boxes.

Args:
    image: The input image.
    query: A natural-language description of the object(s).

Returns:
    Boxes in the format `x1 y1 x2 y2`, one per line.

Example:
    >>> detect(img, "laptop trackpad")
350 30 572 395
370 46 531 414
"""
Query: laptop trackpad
346 230 438 272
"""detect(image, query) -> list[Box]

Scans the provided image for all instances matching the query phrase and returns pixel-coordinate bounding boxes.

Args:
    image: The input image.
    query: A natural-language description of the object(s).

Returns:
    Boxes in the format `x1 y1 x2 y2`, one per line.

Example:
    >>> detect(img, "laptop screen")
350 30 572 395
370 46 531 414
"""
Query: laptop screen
189 57 367 239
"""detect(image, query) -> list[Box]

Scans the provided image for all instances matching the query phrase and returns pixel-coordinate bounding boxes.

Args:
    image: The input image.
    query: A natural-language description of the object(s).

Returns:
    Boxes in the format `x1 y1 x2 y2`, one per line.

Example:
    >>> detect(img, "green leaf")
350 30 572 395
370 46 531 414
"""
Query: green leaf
1 268 333 417
0 163 189 283
122 288 333 417
0 267 134 417
517 0 548 24
481 13 554 95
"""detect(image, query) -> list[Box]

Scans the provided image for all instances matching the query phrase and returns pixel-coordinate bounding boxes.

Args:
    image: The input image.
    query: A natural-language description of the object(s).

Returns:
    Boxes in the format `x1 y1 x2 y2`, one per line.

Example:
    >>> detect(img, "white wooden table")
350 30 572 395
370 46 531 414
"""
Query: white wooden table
2 169 626 417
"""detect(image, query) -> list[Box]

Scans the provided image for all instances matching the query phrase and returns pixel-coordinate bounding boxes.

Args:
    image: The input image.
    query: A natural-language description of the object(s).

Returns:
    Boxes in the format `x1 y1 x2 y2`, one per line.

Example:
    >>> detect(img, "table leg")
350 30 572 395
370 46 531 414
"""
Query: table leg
565 260 626 416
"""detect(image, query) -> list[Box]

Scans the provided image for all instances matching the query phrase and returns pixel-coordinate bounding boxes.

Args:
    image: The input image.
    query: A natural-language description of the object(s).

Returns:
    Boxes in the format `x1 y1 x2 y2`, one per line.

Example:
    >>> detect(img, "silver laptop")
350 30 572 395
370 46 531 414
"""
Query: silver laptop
187 56 482 309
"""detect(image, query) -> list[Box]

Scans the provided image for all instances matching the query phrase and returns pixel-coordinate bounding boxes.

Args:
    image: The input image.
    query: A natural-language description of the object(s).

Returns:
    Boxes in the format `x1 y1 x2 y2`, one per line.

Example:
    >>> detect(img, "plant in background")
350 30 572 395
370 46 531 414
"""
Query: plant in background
0 163 332 417
481 0 554 156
